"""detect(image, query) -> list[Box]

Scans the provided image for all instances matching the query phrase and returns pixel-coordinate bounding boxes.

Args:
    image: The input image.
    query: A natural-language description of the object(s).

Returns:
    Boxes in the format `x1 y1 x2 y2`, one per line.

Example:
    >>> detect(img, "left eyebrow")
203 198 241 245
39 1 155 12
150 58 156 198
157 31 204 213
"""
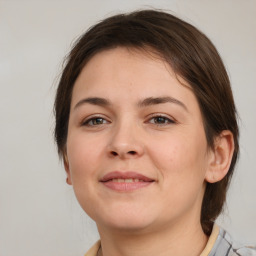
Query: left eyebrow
74 97 111 110
137 96 188 112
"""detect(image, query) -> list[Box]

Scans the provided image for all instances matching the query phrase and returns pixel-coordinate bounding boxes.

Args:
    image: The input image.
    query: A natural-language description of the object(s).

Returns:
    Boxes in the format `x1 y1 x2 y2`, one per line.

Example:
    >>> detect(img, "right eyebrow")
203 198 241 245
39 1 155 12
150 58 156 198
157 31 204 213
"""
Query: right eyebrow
73 97 111 110
137 96 188 112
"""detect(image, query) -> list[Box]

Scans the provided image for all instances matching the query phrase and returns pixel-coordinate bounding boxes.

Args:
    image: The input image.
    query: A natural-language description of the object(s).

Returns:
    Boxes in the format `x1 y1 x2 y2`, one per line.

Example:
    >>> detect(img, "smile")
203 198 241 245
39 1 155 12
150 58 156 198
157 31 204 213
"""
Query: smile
100 171 155 191
110 178 144 182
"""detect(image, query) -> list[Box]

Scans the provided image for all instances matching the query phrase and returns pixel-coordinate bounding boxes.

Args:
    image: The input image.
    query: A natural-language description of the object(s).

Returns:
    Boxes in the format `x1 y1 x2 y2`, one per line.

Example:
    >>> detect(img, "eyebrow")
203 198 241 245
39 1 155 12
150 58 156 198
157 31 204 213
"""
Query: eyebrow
137 96 188 111
74 97 110 109
74 96 188 112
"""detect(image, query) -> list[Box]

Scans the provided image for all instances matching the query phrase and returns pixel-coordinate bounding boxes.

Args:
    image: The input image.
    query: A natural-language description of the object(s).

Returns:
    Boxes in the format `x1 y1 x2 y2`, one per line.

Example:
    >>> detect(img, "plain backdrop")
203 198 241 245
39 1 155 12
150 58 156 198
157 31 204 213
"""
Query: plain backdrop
0 1 255 255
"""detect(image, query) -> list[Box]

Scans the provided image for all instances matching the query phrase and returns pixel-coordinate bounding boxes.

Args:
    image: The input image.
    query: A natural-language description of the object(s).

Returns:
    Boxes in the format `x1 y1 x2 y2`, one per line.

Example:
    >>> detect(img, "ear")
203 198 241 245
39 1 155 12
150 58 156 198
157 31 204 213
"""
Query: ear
63 152 72 185
205 130 234 183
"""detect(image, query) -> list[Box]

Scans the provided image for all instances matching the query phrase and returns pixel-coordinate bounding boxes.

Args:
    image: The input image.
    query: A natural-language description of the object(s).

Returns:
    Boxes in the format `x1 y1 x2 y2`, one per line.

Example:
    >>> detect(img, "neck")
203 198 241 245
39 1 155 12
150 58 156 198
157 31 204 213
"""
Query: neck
97 219 208 256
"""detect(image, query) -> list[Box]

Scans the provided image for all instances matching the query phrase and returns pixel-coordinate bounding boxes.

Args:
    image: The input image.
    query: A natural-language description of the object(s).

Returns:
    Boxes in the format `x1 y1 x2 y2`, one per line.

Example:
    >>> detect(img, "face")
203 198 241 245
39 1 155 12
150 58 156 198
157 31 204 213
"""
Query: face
65 47 213 234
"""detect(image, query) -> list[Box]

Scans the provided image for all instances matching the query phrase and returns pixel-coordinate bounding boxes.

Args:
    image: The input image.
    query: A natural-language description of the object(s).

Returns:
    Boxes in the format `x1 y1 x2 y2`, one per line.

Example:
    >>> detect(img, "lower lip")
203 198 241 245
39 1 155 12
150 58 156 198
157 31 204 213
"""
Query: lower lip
101 181 153 191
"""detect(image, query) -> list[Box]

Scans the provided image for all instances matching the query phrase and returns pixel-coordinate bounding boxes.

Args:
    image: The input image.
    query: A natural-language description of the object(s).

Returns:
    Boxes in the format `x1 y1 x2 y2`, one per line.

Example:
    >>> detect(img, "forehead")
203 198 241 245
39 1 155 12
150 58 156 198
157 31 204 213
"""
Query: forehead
72 47 193 100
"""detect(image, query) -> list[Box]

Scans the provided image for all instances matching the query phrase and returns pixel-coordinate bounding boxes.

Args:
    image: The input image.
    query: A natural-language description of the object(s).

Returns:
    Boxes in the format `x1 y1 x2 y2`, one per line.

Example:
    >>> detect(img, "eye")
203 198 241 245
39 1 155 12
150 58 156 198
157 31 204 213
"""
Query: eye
82 117 109 126
148 115 175 126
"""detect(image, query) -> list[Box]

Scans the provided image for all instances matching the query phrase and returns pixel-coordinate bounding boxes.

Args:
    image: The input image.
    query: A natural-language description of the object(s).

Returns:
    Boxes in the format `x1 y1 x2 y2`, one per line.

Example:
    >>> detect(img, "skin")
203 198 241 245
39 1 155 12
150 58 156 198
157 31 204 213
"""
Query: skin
64 47 234 256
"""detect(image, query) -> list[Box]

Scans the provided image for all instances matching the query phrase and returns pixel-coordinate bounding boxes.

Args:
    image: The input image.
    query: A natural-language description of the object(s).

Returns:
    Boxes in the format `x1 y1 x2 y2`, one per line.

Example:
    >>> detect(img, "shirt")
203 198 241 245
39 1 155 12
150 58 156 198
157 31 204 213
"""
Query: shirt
84 224 256 256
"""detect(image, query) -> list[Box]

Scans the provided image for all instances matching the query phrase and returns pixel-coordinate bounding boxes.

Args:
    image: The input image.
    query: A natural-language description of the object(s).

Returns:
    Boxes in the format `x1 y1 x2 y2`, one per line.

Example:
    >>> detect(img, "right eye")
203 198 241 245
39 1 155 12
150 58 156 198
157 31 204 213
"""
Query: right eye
82 117 109 126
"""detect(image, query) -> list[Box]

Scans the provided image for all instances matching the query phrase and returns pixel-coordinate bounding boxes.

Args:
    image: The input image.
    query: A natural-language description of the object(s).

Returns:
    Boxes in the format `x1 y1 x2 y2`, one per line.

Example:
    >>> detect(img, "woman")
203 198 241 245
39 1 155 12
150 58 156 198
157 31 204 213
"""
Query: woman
54 10 255 256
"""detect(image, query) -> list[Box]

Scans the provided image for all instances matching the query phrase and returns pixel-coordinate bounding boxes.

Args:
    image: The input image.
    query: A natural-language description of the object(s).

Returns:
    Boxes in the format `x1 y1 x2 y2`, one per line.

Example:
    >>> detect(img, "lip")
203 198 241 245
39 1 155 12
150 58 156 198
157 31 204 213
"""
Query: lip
100 171 155 192
100 171 154 182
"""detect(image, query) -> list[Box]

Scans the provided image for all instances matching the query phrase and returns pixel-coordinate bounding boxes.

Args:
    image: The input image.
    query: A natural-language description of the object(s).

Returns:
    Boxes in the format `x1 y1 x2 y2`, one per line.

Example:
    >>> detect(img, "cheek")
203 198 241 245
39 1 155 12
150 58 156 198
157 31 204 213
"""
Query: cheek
148 134 208 214
148 132 208 182
66 133 104 180
66 133 104 215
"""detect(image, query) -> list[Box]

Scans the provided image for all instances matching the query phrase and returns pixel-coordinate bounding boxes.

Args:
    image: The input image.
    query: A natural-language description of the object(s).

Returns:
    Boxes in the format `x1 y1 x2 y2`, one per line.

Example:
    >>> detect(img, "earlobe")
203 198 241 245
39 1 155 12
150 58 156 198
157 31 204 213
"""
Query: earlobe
205 130 234 183
63 153 72 185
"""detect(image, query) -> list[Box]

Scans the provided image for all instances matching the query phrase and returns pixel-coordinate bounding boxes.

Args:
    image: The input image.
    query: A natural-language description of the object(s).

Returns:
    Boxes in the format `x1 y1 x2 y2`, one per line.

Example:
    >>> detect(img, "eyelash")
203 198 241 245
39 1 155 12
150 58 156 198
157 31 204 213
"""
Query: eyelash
81 114 175 127
82 116 109 126
147 114 175 126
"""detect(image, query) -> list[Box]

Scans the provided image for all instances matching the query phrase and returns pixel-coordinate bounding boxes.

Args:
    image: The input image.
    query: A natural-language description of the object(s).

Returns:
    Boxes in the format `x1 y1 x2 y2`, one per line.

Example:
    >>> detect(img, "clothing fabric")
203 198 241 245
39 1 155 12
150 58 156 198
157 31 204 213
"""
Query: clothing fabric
84 224 256 256
84 240 101 256
200 224 256 256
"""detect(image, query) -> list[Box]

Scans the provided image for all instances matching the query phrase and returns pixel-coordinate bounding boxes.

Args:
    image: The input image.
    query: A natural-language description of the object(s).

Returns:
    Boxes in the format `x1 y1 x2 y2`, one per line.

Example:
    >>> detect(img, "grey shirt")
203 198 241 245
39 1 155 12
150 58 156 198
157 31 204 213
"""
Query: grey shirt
208 225 256 256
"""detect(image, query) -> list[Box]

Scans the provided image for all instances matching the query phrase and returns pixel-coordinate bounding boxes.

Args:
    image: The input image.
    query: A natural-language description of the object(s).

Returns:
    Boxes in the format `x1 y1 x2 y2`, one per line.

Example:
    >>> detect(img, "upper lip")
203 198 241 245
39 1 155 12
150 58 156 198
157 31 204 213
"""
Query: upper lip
100 171 155 182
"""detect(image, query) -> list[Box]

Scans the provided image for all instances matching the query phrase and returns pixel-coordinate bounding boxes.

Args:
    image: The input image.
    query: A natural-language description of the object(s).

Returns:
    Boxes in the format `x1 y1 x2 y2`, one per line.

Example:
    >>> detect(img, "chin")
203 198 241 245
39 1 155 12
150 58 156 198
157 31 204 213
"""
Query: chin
104 220 153 233
95 209 156 233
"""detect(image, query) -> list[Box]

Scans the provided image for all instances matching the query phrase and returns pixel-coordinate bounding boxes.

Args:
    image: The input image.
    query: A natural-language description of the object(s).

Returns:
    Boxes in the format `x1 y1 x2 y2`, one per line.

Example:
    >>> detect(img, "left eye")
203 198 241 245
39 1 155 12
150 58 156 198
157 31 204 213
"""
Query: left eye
148 116 174 125
82 117 108 126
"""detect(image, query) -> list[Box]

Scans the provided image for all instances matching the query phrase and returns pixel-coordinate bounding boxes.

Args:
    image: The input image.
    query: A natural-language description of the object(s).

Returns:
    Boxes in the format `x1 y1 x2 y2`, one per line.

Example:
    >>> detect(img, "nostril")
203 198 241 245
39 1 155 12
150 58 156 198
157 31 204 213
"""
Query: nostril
110 150 137 156
128 151 136 155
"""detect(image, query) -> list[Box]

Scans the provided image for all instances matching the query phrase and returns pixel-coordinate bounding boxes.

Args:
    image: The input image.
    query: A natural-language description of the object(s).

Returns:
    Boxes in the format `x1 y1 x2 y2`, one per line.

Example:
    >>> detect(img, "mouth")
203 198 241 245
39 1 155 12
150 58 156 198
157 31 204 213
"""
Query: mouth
100 171 155 191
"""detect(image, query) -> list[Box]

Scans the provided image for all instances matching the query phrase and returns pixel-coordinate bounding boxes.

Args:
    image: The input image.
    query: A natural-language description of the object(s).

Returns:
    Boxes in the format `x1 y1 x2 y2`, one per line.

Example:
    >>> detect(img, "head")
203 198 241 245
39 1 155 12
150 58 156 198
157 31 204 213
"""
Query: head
54 9 239 235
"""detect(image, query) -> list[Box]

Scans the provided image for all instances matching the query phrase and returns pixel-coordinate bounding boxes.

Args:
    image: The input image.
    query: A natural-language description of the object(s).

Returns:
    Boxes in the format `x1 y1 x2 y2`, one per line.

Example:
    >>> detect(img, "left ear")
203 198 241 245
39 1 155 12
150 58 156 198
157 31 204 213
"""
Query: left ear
205 130 234 183
63 152 72 185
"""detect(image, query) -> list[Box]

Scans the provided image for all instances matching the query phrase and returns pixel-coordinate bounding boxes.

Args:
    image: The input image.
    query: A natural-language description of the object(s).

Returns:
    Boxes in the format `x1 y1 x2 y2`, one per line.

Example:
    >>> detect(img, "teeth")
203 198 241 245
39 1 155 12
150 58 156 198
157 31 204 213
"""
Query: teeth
111 178 141 183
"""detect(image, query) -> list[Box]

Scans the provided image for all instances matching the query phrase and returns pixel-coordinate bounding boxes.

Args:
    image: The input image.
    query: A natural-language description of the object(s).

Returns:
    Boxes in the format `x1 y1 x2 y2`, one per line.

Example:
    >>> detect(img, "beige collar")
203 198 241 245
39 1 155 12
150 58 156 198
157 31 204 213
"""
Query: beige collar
200 223 220 256
84 240 101 256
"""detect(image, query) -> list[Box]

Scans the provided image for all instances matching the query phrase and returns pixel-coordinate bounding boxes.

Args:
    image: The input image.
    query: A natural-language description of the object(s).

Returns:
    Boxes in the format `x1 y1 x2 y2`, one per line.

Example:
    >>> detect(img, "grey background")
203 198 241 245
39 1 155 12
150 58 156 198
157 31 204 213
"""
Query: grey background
0 1 255 255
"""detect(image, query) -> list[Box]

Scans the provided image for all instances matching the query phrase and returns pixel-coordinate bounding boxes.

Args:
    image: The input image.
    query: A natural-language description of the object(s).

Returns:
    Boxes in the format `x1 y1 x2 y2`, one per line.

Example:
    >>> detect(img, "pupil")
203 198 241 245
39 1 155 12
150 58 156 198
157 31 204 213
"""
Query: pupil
94 118 103 124
155 117 165 123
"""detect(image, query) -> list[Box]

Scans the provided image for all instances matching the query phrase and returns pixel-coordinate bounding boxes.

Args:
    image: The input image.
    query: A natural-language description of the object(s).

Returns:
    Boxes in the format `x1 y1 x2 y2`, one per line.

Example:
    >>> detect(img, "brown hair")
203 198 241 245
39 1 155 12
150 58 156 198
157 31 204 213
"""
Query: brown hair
54 9 239 235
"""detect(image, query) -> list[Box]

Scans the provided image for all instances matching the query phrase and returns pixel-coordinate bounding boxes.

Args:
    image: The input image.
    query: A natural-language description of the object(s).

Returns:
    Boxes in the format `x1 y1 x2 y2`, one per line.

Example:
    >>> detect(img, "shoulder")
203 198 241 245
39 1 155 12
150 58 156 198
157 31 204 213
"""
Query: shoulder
211 225 256 256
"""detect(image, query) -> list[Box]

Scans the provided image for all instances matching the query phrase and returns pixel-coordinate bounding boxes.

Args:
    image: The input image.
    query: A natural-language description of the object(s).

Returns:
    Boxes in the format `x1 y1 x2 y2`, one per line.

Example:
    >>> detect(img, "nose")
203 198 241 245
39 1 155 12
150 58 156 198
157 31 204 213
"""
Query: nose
107 120 144 159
